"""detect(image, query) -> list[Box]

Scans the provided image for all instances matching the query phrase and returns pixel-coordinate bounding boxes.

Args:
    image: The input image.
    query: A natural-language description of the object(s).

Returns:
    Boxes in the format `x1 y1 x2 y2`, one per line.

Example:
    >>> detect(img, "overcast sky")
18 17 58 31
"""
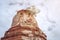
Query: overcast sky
0 0 60 40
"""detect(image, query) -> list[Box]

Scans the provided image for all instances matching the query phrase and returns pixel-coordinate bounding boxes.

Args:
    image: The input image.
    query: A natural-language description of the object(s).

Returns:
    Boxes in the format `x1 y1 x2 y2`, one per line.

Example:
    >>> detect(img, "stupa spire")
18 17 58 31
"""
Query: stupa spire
1 6 47 40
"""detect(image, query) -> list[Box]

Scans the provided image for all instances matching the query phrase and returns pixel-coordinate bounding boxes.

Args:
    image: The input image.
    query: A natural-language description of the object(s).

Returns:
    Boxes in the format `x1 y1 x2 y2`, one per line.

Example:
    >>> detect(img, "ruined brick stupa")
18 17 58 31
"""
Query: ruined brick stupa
1 6 47 40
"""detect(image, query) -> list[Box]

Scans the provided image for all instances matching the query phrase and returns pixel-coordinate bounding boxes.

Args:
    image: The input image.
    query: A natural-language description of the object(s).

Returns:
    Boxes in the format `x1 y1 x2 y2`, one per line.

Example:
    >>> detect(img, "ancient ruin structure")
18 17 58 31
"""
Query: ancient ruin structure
1 6 47 40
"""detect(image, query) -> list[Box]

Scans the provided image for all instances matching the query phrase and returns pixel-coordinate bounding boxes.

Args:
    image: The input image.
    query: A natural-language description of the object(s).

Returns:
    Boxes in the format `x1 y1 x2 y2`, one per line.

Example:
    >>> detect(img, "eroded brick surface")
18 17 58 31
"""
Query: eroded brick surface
1 7 47 40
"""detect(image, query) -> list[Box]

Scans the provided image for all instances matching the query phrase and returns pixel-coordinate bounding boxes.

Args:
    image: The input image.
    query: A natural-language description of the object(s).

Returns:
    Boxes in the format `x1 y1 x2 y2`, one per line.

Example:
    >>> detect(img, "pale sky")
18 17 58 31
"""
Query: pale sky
0 0 60 40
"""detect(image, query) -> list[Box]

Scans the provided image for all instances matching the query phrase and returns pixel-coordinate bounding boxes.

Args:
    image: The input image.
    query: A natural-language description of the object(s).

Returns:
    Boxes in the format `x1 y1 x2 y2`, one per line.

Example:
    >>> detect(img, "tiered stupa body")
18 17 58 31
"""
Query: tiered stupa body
1 6 47 40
